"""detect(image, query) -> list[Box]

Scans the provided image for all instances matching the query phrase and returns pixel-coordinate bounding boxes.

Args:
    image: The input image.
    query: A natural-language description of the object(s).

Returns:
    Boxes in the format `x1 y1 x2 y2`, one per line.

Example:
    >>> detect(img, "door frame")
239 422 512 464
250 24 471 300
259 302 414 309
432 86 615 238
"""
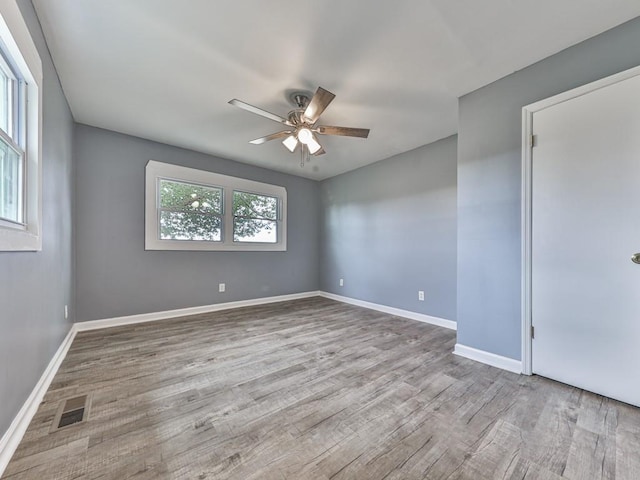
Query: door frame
520 64 640 375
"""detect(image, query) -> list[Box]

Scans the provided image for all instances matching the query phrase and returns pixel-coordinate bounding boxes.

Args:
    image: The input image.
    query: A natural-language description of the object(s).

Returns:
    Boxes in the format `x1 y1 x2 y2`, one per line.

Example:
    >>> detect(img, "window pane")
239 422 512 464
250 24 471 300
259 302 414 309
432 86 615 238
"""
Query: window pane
233 191 277 220
0 69 10 136
0 135 22 223
233 218 277 243
160 179 221 213
160 211 221 241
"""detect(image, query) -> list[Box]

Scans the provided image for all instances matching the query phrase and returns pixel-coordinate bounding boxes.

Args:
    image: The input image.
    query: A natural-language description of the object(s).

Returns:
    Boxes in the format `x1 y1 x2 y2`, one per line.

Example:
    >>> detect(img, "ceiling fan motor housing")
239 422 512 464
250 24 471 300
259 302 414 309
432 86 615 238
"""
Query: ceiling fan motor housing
287 110 307 126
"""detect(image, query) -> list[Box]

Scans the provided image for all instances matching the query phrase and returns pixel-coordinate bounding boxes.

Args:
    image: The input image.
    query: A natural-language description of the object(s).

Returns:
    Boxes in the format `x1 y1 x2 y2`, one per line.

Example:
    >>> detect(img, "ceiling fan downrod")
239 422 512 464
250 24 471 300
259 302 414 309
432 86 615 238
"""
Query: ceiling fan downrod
291 93 310 110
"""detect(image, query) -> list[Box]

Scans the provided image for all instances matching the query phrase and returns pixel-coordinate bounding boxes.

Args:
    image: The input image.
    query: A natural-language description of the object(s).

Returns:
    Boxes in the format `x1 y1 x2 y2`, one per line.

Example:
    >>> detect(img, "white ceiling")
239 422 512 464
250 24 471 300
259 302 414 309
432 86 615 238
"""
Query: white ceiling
33 0 640 180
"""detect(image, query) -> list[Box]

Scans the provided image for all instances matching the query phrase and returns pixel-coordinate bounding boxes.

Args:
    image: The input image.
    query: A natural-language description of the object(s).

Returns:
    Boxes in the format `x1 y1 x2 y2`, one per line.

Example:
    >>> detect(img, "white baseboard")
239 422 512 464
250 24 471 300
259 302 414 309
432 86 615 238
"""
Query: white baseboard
0 326 77 478
319 291 456 331
453 343 522 374
75 291 322 332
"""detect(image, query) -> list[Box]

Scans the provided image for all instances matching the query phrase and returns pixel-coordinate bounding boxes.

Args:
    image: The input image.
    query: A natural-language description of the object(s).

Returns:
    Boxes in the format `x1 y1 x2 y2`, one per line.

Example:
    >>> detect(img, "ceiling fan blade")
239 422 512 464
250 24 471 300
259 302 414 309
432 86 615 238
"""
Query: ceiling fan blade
312 146 326 156
316 125 370 138
229 99 292 126
303 87 335 124
249 131 292 145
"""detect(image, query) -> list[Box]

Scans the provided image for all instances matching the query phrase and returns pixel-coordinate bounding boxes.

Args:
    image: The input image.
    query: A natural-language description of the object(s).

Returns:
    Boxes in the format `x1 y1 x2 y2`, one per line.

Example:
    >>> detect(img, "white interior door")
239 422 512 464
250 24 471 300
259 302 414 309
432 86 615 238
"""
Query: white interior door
532 72 640 406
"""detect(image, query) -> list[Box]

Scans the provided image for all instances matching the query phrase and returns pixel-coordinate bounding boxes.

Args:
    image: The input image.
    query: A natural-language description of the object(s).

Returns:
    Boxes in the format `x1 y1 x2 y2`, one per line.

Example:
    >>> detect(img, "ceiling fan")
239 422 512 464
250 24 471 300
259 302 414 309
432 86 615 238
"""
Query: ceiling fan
229 87 370 167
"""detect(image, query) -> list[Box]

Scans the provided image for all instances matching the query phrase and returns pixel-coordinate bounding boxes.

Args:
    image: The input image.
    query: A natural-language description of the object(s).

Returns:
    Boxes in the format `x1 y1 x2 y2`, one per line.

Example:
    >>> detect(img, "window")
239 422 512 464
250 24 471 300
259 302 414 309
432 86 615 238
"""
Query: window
0 135 23 224
233 191 278 243
0 1 42 251
145 160 287 251
0 49 24 225
159 179 223 241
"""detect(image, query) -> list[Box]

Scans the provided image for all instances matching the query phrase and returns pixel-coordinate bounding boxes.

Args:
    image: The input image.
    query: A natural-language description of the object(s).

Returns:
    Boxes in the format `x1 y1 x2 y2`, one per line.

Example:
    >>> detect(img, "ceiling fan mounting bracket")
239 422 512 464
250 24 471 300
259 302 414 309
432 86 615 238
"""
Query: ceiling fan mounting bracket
288 91 312 109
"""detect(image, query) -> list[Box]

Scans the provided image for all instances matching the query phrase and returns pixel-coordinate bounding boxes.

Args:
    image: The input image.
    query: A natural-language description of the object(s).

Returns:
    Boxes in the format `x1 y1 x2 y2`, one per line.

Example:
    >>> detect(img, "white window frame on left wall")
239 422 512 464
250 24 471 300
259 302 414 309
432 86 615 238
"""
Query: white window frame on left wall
0 1 42 251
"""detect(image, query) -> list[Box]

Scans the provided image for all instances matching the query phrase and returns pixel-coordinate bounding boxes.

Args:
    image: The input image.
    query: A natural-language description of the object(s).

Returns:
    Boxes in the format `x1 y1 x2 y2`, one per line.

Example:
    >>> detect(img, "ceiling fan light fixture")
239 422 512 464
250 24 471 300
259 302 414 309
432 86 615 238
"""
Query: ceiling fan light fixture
307 136 322 154
297 127 313 145
282 135 298 152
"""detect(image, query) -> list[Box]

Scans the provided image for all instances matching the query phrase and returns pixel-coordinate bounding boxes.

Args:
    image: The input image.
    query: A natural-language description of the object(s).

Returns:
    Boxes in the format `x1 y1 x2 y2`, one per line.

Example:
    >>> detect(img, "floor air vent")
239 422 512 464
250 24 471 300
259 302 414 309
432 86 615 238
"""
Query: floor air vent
51 394 91 432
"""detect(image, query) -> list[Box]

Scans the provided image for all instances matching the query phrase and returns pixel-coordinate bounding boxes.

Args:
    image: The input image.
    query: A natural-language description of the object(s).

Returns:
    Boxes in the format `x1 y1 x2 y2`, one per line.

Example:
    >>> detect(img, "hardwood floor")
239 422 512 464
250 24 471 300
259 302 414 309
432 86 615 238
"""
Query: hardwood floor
3 297 640 479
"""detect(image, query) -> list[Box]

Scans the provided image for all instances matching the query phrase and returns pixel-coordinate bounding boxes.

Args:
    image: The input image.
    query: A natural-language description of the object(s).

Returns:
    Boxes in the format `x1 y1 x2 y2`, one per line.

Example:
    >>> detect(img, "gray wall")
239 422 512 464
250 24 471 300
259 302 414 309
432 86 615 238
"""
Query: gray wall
74 125 320 321
0 1 74 437
457 17 640 360
320 136 457 321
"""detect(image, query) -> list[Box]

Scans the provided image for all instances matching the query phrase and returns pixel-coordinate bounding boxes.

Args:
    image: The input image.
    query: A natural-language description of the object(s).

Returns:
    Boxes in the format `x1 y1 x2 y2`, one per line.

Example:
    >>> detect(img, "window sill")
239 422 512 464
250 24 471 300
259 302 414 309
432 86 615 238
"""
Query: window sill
144 238 286 252
0 225 41 251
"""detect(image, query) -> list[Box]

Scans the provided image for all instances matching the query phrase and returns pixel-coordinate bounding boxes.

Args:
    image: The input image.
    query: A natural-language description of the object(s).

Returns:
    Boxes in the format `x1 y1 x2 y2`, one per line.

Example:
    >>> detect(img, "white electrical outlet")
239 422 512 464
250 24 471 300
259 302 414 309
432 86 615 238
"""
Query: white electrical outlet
219 283 226 293
418 291 425 301
339 278 344 287
64 305 68 319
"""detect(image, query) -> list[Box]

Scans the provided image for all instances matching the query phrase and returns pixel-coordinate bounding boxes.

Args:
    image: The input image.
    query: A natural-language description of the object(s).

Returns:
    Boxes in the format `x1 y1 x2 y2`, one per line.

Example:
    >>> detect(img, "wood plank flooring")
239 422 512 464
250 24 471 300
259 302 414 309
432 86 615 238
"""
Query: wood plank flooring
3 297 640 479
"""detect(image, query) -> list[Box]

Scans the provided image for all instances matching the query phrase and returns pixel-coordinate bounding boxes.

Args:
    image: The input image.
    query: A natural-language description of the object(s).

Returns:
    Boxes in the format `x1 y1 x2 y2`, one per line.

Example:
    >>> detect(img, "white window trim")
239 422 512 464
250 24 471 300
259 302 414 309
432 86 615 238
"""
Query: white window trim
145 160 287 251
0 0 42 251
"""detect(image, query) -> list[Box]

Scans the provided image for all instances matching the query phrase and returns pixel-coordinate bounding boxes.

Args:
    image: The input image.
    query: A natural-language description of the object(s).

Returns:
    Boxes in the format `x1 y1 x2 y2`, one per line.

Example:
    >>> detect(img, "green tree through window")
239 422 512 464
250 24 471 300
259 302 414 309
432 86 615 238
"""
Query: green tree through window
233 191 278 243
159 179 222 240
